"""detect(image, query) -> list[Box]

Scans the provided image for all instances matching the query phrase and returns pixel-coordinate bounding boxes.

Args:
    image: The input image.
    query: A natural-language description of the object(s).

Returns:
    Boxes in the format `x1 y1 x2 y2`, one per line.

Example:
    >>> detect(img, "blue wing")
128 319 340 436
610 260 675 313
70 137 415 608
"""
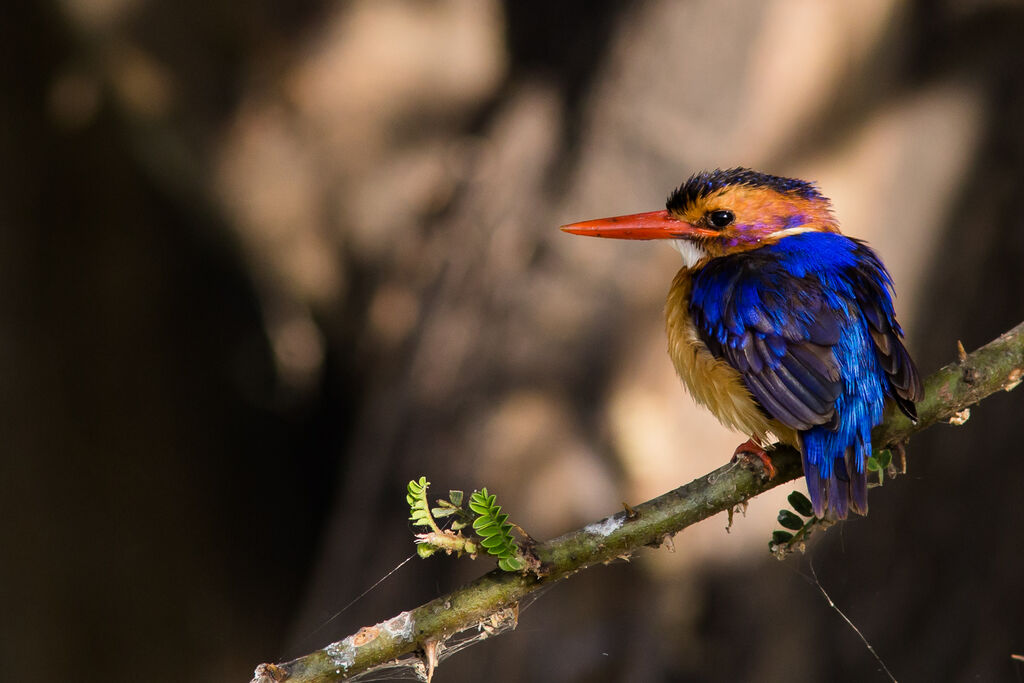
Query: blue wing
690 232 921 518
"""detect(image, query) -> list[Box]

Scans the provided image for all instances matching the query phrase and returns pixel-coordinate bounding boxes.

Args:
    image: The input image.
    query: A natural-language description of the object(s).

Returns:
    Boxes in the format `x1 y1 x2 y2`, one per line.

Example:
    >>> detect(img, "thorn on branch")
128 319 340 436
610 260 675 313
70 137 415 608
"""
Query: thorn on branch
956 340 980 384
891 441 908 476
423 640 438 682
725 501 748 532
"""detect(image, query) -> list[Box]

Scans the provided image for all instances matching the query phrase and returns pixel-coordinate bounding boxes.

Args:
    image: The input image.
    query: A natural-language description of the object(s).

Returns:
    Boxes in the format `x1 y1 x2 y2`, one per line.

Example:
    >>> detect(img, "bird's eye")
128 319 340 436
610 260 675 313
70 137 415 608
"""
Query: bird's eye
707 210 735 229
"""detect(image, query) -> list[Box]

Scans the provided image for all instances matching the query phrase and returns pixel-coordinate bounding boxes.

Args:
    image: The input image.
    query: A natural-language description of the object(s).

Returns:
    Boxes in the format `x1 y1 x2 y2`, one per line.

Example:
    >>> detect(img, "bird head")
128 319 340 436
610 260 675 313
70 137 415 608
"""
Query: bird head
561 168 839 268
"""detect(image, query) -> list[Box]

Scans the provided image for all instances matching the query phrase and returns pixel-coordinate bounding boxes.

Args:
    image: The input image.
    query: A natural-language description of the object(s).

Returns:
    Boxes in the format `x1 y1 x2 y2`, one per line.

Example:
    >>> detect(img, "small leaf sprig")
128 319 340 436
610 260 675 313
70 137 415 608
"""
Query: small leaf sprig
407 477 477 559
469 488 524 572
406 477 533 572
770 447 904 558
407 477 438 532
866 449 893 485
769 490 833 559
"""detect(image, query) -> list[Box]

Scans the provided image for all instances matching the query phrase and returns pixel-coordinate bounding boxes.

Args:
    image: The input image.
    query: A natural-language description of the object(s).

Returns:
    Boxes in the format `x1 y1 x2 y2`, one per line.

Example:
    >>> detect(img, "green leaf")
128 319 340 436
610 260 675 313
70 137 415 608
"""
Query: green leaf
480 535 505 550
468 490 490 515
867 451 890 484
498 557 523 572
467 487 526 572
410 508 432 527
448 490 464 507
416 544 437 559
787 491 814 517
877 449 892 469
777 510 804 531
771 530 794 545
473 521 498 536
407 476 440 533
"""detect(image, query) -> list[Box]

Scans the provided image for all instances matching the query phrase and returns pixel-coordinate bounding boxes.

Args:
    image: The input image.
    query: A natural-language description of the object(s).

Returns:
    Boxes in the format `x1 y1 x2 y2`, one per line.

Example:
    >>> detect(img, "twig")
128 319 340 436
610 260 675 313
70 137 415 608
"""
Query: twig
250 320 1024 682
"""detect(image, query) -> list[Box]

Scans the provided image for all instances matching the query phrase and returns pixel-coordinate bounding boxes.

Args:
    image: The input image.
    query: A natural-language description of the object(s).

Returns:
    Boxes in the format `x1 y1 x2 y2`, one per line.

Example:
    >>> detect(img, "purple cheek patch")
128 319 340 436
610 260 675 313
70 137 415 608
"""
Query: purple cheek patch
783 213 807 229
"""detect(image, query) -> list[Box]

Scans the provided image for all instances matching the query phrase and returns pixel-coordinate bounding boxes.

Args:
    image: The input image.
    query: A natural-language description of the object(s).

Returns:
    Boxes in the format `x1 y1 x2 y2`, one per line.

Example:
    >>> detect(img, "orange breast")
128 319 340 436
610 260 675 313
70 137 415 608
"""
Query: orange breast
664 268 797 447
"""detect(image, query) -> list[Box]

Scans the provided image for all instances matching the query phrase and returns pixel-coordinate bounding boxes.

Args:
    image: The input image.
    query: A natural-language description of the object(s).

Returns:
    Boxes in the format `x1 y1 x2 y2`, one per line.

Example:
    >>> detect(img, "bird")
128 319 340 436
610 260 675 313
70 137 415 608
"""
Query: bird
561 168 923 519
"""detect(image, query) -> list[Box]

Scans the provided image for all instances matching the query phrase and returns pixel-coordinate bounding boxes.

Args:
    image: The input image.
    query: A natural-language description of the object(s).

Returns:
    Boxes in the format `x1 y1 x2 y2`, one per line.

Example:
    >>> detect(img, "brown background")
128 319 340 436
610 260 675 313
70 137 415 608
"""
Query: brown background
3 1 1023 681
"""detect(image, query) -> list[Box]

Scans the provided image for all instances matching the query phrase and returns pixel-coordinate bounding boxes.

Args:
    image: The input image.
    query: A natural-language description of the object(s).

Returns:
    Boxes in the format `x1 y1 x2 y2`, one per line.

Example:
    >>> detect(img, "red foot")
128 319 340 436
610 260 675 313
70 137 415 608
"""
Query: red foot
731 438 777 480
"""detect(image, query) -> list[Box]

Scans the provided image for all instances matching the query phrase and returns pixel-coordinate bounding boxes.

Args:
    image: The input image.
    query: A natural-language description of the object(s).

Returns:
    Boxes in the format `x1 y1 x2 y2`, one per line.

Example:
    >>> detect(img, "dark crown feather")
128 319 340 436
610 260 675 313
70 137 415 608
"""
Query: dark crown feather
667 167 825 214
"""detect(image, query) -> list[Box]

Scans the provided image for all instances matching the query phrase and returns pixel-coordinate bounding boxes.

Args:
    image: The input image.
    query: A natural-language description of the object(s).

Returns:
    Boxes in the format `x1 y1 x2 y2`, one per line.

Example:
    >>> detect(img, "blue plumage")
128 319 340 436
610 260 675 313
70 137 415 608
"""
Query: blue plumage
690 232 918 517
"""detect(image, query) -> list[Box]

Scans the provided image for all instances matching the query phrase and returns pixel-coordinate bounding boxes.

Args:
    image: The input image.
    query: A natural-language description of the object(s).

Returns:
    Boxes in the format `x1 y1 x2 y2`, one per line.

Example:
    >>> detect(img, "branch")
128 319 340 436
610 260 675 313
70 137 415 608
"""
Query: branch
251 320 1024 683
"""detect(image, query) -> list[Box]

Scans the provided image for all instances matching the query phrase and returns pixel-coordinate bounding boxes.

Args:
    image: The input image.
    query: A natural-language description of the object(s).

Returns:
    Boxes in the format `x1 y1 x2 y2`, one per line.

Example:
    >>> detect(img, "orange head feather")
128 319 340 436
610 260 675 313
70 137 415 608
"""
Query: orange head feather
561 168 839 267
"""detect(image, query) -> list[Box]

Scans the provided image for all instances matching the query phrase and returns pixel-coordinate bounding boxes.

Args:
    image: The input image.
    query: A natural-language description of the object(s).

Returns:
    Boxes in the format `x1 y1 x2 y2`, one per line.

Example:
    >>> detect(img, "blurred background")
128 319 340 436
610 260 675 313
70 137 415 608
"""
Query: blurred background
4 0 1024 681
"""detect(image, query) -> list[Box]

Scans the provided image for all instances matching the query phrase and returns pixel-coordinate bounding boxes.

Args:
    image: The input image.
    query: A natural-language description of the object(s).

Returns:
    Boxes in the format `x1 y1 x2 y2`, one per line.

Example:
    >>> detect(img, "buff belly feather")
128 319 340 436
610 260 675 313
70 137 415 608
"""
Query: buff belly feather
664 268 797 449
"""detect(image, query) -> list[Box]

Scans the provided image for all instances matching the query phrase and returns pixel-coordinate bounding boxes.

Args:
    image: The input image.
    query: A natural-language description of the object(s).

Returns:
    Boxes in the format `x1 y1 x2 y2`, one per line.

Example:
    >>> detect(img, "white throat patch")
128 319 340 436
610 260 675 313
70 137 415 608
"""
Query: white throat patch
671 239 707 269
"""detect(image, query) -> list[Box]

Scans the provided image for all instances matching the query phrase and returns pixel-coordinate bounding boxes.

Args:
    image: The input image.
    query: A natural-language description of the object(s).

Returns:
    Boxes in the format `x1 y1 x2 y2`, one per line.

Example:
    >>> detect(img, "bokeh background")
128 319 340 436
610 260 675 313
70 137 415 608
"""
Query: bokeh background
4 0 1024 681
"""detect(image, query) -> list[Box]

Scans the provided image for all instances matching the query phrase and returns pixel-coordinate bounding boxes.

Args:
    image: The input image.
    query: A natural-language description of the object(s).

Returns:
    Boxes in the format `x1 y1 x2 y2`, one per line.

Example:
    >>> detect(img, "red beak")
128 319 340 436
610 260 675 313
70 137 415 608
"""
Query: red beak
560 209 712 240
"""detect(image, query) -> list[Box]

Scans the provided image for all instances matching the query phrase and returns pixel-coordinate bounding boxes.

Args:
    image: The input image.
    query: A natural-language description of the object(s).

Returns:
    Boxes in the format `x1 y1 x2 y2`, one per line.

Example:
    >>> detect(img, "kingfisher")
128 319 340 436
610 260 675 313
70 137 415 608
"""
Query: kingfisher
562 168 922 519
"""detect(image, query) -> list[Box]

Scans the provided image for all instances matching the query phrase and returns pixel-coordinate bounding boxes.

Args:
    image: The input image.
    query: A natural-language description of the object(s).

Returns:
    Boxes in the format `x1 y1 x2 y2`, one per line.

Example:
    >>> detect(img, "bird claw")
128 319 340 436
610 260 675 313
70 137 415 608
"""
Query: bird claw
731 439 777 480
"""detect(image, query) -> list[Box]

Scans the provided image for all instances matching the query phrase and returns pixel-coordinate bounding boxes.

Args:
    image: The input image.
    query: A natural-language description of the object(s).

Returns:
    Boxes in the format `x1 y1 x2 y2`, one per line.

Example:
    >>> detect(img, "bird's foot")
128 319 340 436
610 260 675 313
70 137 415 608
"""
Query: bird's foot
731 439 777 480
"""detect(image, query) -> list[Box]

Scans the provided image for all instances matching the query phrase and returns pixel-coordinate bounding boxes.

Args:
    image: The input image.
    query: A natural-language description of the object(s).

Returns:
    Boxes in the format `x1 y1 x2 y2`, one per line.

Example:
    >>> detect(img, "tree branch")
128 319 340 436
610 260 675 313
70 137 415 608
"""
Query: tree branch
251 320 1024 683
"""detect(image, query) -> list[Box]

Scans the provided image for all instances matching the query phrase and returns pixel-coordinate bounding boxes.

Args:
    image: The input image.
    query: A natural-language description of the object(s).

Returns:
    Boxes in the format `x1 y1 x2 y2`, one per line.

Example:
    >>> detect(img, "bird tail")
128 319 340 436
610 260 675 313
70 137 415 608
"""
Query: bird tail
846 447 869 516
799 439 869 519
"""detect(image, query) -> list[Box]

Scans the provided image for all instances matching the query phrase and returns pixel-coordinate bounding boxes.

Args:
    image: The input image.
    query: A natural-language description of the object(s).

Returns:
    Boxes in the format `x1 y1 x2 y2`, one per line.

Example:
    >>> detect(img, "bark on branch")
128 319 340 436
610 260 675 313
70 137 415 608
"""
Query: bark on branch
251 320 1024 683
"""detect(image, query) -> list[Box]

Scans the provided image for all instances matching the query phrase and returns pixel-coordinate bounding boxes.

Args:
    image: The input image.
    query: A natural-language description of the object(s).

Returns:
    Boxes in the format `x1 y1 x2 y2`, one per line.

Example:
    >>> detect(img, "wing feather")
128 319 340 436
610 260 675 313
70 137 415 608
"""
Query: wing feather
849 244 924 419
691 253 843 433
